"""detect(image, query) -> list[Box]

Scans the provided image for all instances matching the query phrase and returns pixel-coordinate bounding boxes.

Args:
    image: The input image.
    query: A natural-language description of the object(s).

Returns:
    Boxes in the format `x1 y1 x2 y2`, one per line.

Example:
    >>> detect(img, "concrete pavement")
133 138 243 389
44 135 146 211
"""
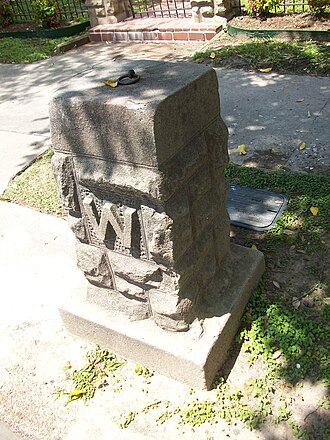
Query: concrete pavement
0 41 329 440
0 41 329 192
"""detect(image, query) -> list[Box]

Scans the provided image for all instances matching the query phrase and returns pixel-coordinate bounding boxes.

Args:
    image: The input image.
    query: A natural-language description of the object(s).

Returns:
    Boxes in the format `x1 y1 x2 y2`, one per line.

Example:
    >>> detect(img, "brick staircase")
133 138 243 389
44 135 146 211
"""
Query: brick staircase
88 17 225 43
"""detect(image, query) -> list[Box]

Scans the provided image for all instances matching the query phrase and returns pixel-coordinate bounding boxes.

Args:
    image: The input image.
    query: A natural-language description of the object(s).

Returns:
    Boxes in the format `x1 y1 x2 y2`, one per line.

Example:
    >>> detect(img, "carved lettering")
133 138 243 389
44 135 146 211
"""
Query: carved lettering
83 195 137 252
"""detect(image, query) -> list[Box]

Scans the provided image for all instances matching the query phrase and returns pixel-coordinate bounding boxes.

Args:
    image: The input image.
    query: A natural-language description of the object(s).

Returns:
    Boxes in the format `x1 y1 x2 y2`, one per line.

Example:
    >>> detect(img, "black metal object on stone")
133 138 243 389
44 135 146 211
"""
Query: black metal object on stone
118 69 140 85
227 184 287 231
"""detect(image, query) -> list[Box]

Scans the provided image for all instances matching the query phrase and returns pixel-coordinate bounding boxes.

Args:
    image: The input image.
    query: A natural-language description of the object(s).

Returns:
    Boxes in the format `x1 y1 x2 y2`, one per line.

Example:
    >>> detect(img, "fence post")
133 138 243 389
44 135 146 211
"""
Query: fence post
85 0 132 26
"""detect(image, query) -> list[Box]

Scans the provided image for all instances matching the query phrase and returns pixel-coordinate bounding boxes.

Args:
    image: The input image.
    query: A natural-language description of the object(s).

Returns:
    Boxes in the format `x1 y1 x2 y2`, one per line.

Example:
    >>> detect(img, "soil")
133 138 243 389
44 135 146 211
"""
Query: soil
229 12 330 31
0 20 81 34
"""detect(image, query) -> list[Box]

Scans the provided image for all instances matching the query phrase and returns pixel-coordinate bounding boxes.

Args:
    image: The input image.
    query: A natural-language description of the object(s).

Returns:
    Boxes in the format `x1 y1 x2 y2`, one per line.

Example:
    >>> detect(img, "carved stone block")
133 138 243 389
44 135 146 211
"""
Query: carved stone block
50 60 265 388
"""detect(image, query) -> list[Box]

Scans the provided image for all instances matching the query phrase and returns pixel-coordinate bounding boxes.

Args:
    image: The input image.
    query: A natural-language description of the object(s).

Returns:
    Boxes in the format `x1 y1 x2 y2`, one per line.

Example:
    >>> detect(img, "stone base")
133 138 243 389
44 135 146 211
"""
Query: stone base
60 244 265 389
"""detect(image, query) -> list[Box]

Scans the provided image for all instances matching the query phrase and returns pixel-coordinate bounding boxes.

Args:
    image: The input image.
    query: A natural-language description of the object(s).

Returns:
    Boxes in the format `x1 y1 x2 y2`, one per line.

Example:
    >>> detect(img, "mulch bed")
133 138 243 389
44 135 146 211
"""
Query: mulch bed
229 13 330 31
0 20 80 34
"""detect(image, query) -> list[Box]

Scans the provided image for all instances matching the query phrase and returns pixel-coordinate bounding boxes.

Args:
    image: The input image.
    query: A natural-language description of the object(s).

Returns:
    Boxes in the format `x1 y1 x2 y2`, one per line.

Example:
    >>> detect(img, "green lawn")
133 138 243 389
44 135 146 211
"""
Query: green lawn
0 35 79 63
194 39 330 76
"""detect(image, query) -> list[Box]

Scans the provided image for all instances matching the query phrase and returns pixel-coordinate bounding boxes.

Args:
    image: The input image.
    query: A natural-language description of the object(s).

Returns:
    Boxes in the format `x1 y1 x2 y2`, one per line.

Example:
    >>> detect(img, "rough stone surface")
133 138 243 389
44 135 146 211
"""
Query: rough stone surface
60 243 265 389
50 60 264 387
50 61 231 333
50 63 220 167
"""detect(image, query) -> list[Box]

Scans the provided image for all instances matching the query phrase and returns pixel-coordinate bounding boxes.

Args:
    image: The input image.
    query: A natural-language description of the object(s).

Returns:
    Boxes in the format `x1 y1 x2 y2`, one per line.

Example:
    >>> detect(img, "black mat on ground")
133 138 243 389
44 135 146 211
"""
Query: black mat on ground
227 184 287 231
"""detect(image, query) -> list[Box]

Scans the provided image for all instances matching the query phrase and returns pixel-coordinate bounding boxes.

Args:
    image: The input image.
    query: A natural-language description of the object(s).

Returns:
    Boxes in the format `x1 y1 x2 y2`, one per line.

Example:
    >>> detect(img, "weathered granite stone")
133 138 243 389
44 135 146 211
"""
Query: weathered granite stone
51 60 265 388
76 241 113 288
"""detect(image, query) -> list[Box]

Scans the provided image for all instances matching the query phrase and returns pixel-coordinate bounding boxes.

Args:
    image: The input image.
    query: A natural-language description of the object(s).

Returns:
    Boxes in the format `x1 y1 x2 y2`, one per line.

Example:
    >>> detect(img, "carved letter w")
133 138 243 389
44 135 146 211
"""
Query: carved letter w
83 195 136 250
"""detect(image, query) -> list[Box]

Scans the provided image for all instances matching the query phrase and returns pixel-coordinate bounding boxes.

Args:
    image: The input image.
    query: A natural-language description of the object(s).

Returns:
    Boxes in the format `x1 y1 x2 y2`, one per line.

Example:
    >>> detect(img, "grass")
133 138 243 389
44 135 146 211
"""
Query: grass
0 34 83 63
194 39 330 76
1 149 65 215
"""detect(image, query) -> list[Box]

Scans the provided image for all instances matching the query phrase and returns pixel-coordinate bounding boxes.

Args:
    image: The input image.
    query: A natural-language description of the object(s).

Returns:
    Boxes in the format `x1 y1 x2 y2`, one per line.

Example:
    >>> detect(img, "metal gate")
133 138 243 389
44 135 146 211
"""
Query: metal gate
128 0 192 18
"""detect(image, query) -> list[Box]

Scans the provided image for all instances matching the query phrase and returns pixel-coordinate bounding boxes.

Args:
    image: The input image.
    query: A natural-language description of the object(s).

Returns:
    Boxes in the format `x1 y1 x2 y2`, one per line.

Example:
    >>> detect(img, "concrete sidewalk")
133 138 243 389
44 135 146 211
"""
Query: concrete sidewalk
0 41 329 440
0 41 329 193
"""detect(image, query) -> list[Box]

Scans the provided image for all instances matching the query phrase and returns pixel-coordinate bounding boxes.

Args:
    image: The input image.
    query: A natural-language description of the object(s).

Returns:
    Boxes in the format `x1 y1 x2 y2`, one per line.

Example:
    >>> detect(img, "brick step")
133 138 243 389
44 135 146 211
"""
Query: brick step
89 17 225 43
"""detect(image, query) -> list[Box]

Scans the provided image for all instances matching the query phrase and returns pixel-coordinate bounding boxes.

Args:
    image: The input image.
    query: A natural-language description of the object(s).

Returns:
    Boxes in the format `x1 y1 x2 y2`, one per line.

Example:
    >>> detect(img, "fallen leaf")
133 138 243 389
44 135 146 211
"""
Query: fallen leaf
310 206 319 216
307 111 311 118
273 281 281 289
237 144 247 155
244 379 255 396
251 243 258 250
69 389 85 397
210 52 216 59
271 147 281 153
299 142 306 150
296 98 305 102
280 381 293 390
272 350 282 360
283 229 294 235
259 67 272 73
104 80 118 88
141 401 162 412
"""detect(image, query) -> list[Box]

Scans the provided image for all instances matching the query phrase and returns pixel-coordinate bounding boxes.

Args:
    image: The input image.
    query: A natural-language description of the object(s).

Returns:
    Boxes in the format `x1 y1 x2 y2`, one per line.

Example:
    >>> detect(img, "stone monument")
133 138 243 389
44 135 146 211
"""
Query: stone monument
50 60 264 389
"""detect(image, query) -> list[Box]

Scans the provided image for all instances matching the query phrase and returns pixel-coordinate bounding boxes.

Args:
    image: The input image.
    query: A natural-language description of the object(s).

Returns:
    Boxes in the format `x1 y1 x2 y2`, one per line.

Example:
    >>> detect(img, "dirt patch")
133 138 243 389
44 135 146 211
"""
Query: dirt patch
230 13 330 31
242 145 330 177
230 225 330 310
0 20 82 34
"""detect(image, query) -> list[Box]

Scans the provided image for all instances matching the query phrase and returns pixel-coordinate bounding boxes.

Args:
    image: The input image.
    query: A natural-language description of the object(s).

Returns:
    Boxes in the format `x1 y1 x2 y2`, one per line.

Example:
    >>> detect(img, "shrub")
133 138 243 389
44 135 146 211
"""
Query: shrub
0 0 14 26
32 0 61 28
308 0 328 16
245 0 280 16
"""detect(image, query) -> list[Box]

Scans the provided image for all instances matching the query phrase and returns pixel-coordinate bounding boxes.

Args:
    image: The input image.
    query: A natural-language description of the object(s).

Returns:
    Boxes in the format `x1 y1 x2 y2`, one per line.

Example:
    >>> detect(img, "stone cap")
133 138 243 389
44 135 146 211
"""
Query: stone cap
50 60 220 167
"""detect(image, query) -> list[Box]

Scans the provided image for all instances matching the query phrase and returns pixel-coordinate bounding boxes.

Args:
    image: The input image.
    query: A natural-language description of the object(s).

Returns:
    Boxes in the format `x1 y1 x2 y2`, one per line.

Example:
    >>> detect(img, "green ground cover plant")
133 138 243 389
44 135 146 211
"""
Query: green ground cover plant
32 0 61 28
0 35 72 63
240 0 330 15
0 0 14 26
2 149 65 215
246 0 281 17
308 0 329 16
0 34 84 63
56 346 126 405
194 40 330 76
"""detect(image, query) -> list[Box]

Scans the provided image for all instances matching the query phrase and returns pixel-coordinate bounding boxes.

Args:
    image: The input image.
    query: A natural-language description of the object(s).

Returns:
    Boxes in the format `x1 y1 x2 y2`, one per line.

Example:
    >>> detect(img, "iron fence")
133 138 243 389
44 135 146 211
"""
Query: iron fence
128 0 192 19
238 0 315 14
8 0 88 23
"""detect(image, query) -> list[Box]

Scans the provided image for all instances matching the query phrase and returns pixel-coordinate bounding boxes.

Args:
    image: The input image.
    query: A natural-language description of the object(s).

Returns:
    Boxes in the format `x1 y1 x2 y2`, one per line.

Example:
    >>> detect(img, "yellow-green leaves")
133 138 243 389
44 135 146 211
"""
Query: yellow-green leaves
210 51 216 59
259 67 272 73
299 143 306 151
104 80 118 88
237 144 247 155
69 389 85 397
310 206 319 216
